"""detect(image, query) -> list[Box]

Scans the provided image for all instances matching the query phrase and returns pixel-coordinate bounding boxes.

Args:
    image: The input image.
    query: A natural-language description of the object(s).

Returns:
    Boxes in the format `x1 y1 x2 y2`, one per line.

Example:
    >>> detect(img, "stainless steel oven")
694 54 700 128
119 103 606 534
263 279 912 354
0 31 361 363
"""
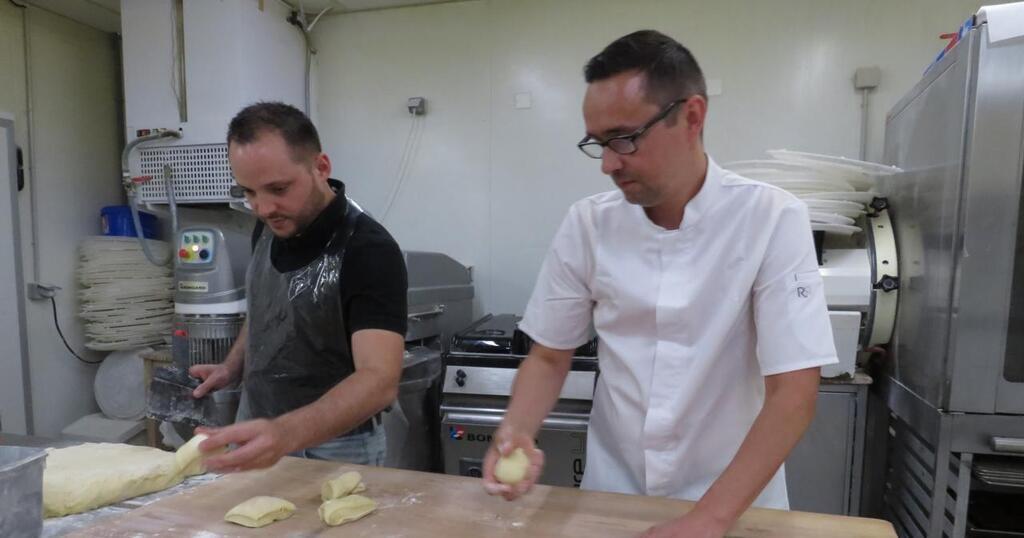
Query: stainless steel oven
439 314 597 488
881 15 1024 415
873 13 1024 537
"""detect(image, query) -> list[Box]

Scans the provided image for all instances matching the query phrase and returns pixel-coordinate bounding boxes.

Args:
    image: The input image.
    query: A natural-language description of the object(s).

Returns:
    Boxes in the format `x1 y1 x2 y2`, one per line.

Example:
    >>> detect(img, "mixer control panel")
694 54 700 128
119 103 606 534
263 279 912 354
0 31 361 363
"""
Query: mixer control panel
177 229 216 264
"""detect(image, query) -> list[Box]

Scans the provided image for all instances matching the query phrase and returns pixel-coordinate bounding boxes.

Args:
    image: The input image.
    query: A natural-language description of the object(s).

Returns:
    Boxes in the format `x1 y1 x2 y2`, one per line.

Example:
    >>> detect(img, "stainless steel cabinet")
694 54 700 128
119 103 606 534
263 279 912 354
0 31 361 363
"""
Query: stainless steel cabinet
786 381 868 516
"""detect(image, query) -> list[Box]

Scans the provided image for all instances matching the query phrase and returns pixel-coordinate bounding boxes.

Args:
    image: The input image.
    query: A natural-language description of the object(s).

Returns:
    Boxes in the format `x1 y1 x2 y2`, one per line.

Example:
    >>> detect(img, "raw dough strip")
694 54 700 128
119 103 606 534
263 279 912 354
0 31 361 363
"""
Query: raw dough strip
175 433 220 476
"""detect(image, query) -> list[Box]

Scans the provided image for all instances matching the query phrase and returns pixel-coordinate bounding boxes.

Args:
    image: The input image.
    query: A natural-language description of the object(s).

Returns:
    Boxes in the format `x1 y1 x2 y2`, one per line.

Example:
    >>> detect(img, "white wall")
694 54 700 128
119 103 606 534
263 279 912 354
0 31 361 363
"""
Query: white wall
313 0 992 315
314 1 494 314
0 3 123 437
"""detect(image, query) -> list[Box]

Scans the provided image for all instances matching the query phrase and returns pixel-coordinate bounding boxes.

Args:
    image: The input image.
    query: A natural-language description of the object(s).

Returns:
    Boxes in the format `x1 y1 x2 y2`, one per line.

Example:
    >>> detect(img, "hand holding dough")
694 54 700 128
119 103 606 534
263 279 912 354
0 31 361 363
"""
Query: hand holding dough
175 433 222 476
319 494 377 526
321 471 365 501
494 447 529 485
224 496 296 528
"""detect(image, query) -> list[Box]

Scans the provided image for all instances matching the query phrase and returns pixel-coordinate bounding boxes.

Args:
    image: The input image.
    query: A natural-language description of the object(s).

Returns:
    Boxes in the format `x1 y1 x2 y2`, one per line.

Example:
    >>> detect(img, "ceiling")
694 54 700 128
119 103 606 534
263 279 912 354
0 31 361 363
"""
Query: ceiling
22 0 460 34
23 0 121 33
301 0 458 12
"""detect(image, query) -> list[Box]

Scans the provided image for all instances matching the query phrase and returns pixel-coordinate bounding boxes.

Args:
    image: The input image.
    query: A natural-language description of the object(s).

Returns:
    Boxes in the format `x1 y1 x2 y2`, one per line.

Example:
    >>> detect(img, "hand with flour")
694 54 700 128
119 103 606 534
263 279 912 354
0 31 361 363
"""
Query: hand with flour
190 362 239 399
196 418 294 472
190 320 246 399
481 427 545 501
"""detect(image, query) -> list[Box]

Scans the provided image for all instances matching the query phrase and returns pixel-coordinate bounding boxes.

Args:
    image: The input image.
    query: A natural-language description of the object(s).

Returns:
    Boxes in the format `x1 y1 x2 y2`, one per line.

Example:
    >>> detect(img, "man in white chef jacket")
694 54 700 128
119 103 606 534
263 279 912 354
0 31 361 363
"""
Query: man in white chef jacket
481 30 838 538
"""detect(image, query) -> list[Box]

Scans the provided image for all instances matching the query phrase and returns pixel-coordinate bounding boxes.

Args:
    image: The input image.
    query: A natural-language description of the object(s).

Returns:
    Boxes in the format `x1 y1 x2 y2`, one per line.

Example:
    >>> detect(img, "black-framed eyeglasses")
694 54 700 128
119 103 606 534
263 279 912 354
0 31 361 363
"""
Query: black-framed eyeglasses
577 98 687 159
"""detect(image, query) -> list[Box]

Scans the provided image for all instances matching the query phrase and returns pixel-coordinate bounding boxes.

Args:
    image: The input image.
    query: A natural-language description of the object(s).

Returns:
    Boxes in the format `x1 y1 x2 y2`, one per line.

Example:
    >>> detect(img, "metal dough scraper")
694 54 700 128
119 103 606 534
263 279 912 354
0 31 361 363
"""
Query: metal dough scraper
146 365 240 429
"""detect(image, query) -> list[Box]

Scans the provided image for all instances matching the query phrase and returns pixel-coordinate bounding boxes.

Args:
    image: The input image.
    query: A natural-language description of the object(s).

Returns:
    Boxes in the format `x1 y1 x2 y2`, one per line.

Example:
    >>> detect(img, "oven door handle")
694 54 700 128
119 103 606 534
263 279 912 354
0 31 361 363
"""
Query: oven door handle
444 411 589 432
992 436 1024 454
408 304 446 321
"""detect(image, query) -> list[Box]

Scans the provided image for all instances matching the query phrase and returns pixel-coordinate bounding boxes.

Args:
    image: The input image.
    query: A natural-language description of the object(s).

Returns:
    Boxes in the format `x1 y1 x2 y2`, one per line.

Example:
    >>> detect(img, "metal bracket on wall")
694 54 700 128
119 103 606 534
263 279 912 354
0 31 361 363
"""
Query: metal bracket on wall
26 282 59 301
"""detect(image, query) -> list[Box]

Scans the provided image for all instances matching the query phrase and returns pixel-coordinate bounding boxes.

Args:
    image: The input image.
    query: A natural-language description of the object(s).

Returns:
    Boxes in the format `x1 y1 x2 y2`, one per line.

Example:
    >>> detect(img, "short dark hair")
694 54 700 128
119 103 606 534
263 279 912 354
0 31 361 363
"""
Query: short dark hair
584 30 706 106
226 102 321 163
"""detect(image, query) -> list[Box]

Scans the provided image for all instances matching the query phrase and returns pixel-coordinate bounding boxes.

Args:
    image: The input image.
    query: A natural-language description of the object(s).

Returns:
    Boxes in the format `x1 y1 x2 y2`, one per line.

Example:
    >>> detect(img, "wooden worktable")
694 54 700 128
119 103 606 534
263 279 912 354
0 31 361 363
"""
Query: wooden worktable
72 457 895 537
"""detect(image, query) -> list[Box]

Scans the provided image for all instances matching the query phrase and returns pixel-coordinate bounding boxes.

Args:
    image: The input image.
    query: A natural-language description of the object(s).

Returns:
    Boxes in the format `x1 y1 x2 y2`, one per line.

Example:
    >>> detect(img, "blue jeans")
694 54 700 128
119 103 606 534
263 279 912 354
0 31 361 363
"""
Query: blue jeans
237 392 387 466
290 422 387 466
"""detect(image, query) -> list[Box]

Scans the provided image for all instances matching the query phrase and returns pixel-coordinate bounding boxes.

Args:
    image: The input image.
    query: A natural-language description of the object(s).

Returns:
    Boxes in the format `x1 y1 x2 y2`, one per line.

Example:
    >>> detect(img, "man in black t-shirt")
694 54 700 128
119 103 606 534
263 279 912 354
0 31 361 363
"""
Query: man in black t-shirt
188 102 408 472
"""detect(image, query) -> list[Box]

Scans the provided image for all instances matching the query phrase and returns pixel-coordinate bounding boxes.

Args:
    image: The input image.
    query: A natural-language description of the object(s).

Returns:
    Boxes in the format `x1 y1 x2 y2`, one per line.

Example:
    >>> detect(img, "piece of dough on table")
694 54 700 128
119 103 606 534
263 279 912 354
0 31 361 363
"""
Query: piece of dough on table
321 470 365 501
319 494 377 526
224 496 296 528
43 437 211 518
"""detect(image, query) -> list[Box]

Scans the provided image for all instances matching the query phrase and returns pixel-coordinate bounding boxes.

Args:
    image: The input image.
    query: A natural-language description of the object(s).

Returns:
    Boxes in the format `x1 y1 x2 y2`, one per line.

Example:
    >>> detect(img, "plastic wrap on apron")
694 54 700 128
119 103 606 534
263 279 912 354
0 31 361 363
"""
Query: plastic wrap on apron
240 201 362 420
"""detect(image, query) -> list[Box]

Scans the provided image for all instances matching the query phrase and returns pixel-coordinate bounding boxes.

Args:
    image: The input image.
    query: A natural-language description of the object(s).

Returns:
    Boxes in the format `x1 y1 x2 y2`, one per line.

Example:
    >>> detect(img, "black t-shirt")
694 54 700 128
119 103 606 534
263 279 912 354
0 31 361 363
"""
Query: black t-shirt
251 179 408 344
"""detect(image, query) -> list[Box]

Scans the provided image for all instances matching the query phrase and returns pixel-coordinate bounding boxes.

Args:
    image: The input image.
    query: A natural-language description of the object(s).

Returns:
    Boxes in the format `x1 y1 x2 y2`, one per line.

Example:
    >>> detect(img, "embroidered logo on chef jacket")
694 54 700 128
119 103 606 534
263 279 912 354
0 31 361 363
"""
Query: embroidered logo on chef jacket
791 270 821 299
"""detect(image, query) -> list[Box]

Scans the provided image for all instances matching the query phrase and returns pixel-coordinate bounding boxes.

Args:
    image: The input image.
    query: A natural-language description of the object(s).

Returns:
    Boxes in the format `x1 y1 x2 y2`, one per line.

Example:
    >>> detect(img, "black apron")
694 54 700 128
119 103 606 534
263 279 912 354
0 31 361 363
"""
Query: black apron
241 200 362 420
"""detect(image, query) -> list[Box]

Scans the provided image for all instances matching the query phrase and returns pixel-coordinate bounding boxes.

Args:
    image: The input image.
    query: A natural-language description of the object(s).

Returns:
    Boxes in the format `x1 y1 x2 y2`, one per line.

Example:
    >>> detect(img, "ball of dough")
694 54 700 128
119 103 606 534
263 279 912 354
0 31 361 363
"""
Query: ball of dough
494 447 529 485
224 496 296 528
321 471 363 501
318 494 377 526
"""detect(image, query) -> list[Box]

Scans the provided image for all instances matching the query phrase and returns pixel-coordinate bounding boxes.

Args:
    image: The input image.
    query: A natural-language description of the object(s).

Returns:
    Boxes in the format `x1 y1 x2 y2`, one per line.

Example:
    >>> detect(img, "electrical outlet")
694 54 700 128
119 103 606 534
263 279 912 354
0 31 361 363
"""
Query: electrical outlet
27 283 60 301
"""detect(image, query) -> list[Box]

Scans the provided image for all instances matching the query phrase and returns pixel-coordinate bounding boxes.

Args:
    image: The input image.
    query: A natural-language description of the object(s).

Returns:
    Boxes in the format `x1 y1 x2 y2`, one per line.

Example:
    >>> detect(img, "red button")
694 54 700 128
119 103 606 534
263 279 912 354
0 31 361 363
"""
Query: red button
179 249 189 259
174 329 187 337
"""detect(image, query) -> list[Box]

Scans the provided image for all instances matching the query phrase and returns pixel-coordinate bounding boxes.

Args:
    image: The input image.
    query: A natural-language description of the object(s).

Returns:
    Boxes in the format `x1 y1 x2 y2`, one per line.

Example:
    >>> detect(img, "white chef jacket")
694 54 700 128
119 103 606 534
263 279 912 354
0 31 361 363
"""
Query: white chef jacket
519 156 838 510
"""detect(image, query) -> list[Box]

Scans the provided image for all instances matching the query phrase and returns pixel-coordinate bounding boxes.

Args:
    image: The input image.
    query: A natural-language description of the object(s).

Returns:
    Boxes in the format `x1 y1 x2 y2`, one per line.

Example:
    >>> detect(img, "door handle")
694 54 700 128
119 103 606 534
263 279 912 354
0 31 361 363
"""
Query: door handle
408 305 446 322
444 411 589 431
991 436 1024 454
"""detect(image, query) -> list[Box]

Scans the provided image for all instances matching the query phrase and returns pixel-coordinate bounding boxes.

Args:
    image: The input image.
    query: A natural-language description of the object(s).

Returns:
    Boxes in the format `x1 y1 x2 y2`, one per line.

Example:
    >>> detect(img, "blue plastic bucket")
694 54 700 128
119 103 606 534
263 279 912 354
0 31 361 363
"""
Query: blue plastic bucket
101 205 158 239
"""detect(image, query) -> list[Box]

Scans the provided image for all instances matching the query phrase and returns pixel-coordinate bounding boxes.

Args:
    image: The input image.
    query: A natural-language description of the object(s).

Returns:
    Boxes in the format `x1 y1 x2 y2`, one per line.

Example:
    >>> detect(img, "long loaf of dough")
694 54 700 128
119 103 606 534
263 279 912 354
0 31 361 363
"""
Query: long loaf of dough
43 438 213 518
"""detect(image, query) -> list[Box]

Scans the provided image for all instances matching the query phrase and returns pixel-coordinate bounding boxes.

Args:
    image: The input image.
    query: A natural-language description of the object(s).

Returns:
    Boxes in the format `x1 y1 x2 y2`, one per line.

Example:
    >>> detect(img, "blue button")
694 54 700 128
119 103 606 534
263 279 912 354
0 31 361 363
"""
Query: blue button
199 249 210 260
